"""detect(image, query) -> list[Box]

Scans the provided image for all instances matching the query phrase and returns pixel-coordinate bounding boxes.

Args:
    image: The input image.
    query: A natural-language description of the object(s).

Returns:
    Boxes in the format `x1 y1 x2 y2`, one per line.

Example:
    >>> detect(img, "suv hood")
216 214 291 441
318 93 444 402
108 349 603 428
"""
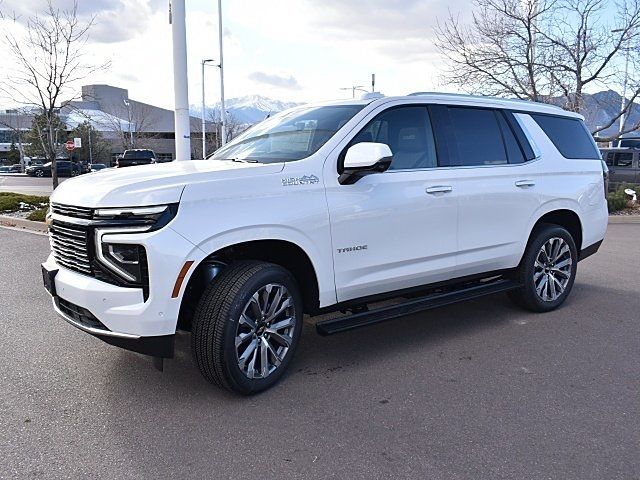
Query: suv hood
50 160 284 208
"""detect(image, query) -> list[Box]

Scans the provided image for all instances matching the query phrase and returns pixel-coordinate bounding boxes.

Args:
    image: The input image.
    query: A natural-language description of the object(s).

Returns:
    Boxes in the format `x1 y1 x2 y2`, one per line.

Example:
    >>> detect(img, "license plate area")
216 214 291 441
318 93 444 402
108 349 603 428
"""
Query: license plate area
41 264 58 297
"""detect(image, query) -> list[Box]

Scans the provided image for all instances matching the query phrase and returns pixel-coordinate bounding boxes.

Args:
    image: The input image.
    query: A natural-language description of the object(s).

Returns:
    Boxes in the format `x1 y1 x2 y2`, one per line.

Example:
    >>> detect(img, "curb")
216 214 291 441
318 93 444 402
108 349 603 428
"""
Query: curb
0 215 48 233
609 215 640 224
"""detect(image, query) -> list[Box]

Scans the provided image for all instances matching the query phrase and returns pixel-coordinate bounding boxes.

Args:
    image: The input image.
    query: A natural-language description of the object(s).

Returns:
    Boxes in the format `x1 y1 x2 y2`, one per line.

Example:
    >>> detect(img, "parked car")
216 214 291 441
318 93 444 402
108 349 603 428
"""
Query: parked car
0 165 22 173
89 163 108 172
42 93 608 394
116 149 157 168
26 161 82 178
599 147 640 190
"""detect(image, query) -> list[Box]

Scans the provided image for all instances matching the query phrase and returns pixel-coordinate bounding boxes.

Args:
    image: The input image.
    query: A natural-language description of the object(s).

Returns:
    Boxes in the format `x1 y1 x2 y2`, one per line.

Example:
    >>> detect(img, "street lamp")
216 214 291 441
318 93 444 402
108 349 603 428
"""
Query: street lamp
201 58 216 158
217 0 227 146
612 28 632 146
340 85 368 98
123 99 134 148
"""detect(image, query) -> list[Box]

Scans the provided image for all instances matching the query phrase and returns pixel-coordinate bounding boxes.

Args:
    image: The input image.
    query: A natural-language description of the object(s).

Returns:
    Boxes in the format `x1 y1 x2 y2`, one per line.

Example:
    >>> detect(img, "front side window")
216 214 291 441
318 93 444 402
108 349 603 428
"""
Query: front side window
211 105 364 163
350 106 438 170
614 152 633 167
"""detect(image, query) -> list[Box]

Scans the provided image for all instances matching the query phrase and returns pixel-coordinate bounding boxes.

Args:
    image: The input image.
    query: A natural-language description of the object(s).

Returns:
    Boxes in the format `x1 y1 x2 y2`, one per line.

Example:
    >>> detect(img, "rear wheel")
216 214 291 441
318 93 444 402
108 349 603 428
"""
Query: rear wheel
191 261 303 394
508 224 578 312
35 169 44 177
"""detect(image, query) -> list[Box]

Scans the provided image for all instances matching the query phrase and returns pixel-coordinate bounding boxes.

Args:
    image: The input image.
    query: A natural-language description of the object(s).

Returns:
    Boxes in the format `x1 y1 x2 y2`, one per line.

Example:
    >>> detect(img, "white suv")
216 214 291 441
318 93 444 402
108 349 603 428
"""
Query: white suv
42 93 608 394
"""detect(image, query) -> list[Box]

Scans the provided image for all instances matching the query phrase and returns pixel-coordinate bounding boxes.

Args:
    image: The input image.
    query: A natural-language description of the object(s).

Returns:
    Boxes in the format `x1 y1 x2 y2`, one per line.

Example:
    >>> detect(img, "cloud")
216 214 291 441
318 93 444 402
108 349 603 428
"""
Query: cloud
0 0 160 43
248 72 301 90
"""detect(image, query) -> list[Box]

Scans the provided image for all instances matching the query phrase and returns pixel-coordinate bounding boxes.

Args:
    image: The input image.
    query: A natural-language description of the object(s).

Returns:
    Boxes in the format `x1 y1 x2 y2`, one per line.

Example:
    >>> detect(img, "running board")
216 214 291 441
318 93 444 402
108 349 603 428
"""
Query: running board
316 278 521 336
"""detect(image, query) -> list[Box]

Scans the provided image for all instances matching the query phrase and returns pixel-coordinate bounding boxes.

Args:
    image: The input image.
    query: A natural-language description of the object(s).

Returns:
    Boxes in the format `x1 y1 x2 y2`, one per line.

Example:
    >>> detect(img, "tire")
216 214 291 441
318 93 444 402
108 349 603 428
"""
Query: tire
71 170 78 177
191 261 303 394
35 169 44 178
508 224 578 312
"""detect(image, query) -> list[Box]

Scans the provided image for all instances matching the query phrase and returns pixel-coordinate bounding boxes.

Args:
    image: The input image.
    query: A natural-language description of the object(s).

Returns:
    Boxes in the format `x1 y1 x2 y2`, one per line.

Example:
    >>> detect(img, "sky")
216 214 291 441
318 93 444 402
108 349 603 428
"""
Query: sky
0 0 623 110
0 0 473 109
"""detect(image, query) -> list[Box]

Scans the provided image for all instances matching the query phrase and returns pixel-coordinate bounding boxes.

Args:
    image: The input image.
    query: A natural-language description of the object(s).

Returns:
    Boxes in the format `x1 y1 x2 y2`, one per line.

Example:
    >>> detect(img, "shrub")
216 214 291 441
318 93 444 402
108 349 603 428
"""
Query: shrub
608 183 639 213
27 207 48 222
0 192 49 212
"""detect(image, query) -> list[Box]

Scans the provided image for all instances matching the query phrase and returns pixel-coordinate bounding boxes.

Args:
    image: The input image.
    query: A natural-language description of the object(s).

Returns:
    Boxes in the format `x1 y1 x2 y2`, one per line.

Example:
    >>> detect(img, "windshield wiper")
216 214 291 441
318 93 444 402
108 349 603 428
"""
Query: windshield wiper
229 158 259 163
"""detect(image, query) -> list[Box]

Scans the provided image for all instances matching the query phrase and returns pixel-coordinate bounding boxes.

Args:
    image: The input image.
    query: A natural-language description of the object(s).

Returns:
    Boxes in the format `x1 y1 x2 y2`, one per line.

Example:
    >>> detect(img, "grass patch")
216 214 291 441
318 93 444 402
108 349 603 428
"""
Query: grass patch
0 192 49 213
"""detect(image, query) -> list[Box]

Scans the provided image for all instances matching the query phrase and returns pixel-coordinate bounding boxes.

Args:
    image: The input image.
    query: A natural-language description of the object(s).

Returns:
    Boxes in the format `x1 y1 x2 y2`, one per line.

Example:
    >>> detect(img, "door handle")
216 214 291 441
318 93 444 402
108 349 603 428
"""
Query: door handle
515 180 535 188
426 185 453 194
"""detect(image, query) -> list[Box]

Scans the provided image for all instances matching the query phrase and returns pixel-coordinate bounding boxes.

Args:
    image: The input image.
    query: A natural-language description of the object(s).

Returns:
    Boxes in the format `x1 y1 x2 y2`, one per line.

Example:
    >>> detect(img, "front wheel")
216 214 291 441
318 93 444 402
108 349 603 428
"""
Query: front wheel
508 224 578 312
191 261 303 394
34 169 44 178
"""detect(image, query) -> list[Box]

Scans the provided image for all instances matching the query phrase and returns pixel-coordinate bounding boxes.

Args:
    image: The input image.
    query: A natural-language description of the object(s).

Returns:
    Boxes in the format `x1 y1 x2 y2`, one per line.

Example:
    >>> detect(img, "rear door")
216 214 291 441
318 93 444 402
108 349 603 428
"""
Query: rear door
432 106 542 276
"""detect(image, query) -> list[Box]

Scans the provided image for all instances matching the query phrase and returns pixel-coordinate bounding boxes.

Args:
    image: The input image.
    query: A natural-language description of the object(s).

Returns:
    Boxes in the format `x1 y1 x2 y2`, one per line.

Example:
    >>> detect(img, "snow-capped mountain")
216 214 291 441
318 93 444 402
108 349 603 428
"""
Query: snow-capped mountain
192 95 302 125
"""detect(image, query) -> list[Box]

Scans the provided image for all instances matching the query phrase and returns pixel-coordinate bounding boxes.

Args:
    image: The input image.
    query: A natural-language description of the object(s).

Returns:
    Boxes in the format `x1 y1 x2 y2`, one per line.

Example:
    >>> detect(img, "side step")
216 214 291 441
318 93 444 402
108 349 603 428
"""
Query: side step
316 278 521 336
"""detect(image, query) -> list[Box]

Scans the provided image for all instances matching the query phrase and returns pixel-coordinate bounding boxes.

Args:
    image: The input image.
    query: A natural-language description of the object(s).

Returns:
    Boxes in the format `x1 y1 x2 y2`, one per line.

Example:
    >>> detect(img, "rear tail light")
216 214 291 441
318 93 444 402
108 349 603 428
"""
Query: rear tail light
600 160 609 198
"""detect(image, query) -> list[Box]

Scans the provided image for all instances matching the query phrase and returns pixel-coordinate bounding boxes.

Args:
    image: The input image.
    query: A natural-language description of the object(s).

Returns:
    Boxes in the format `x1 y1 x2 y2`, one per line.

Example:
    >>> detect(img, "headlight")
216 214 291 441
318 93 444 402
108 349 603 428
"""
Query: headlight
93 204 178 231
97 241 147 283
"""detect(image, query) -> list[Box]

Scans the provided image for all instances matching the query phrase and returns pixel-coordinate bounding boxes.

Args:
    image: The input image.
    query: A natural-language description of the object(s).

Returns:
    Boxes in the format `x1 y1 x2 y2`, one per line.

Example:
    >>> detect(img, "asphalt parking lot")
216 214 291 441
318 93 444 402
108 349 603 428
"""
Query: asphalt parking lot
1 224 639 480
0 174 68 196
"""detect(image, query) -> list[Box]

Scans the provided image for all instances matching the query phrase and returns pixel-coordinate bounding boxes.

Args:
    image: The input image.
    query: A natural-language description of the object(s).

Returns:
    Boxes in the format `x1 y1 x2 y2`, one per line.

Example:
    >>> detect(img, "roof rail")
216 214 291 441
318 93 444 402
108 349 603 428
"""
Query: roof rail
407 91 563 110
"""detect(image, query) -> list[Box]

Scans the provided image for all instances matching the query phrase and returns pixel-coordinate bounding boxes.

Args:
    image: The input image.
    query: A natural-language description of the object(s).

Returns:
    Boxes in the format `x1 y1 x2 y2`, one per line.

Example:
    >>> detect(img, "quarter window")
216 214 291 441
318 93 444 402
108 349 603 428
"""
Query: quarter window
530 114 600 159
350 106 438 170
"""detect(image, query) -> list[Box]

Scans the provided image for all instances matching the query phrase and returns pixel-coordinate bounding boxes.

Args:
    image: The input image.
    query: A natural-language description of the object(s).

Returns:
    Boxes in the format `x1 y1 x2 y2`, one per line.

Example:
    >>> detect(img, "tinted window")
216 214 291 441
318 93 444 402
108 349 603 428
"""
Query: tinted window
614 152 633 167
496 112 525 164
605 152 614 166
351 106 437 170
447 107 507 166
531 114 599 159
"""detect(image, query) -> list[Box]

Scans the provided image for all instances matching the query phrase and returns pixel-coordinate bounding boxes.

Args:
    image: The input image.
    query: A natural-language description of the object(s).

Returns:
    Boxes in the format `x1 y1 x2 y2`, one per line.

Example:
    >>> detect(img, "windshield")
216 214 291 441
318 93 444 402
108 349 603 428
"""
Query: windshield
210 105 365 163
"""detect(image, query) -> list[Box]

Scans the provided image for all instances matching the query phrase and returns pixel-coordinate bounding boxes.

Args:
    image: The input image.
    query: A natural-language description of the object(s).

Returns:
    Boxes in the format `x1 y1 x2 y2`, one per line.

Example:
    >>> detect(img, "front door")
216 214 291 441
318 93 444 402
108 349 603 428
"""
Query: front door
324 105 459 303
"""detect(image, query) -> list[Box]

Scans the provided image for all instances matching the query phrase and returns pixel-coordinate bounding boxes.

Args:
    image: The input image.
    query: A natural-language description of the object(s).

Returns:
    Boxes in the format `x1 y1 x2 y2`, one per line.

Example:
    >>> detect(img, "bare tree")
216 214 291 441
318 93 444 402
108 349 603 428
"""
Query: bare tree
98 100 161 151
0 1 107 188
435 0 640 142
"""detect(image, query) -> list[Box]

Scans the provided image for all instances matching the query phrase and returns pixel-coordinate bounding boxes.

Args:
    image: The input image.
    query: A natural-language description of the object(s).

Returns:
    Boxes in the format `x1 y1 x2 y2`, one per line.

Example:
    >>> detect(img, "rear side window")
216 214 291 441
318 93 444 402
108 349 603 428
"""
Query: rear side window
446 107 507 166
530 114 599 159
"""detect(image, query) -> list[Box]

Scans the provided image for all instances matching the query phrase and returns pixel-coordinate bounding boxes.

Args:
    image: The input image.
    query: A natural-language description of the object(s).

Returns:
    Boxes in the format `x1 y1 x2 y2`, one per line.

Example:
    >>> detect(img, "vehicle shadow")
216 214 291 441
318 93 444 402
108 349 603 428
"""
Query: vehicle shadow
104 292 520 399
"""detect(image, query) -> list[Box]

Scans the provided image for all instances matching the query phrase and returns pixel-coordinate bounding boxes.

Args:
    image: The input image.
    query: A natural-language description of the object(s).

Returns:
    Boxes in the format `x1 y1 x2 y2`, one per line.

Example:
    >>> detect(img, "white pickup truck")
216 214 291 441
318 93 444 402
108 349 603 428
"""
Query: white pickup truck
42 93 608 394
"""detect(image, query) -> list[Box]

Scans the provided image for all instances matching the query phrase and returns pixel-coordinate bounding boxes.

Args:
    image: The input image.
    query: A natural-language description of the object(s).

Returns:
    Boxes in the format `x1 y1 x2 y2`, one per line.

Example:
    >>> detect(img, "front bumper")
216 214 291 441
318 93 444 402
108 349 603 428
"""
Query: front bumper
51 295 174 357
42 222 201 357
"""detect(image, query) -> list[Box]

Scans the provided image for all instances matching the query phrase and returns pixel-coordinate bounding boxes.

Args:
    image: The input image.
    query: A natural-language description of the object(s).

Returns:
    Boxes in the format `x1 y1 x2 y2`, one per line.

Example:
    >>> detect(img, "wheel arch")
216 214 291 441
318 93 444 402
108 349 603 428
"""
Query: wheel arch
178 239 322 330
525 208 583 257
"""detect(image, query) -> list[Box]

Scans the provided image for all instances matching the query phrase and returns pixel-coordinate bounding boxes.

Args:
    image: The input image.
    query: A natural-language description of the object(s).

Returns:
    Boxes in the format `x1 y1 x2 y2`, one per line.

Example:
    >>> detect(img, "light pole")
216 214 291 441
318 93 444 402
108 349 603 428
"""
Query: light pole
340 85 368 98
123 99 134 148
218 0 227 146
613 28 632 146
201 59 215 158
170 0 192 160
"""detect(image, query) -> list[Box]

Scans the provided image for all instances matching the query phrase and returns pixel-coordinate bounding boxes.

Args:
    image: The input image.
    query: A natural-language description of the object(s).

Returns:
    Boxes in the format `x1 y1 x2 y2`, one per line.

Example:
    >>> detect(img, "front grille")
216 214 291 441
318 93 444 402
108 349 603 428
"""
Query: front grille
49 221 92 275
58 298 108 331
51 202 94 219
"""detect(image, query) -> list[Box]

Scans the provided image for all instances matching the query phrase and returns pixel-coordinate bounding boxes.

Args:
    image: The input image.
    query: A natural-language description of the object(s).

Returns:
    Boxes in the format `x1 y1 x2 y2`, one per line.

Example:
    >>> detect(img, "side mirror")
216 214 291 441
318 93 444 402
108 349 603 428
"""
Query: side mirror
339 142 393 185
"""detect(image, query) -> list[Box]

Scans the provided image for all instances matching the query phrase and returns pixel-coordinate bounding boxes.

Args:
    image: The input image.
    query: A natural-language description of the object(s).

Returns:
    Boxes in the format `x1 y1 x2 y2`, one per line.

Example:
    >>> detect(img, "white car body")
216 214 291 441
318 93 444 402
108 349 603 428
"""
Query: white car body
42 93 608 357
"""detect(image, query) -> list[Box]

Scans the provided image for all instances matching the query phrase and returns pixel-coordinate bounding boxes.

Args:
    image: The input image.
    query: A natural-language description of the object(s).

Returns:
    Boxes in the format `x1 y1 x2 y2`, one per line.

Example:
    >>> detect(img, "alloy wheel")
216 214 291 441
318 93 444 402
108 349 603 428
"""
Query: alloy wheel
533 237 573 302
235 283 296 379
